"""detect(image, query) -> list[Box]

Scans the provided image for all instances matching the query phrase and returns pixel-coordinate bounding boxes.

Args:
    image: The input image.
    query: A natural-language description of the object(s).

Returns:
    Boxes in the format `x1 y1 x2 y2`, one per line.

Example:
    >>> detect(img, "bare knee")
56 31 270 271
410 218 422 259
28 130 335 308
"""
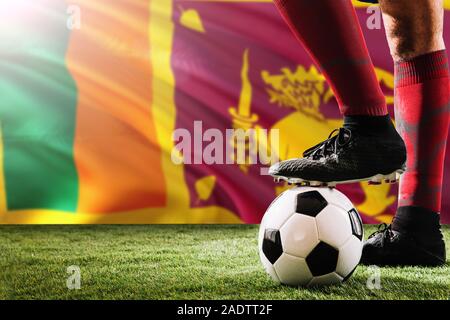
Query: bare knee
379 0 445 61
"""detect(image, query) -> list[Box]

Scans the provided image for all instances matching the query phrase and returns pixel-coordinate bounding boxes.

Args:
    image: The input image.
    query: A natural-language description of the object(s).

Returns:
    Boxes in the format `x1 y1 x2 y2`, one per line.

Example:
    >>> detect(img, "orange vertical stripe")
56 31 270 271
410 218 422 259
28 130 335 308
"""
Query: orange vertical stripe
66 0 166 212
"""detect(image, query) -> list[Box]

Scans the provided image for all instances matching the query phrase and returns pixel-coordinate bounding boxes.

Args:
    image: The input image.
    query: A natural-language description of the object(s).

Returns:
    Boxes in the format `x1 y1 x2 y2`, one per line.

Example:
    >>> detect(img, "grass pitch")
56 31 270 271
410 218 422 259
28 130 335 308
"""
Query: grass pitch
0 225 448 300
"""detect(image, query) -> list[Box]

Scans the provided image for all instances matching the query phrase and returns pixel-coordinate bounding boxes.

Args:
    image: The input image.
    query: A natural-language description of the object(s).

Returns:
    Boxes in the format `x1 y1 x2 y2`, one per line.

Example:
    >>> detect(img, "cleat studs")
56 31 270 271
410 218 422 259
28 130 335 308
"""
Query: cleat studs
385 173 396 181
369 174 383 185
310 181 321 187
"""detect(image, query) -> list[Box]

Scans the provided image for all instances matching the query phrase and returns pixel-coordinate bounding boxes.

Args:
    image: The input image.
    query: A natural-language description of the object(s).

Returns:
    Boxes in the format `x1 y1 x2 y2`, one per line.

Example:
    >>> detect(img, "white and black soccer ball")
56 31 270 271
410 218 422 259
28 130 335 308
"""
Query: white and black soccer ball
258 187 363 287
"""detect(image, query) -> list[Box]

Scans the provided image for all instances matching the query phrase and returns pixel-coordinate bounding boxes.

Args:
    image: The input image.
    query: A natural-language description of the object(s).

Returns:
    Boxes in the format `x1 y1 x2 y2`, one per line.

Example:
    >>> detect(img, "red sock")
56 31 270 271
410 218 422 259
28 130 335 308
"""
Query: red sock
395 50 450 213
274 0 387 116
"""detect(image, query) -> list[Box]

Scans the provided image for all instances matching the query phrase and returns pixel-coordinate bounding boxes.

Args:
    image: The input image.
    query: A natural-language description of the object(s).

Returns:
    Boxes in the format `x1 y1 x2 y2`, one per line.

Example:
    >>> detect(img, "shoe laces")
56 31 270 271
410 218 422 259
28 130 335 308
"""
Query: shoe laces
368 223 395 245
303 128 352 160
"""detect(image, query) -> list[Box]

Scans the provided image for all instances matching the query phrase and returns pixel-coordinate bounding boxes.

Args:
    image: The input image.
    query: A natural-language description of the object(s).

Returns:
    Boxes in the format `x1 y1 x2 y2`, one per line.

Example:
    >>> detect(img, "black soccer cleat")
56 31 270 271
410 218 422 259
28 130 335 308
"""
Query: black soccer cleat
360 223 446 267
269 126 406 187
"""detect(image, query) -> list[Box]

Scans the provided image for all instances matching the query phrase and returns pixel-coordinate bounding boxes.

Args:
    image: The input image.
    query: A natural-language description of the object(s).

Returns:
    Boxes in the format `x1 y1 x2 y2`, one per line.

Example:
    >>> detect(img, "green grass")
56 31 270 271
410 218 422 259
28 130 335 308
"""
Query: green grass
0 225 449 300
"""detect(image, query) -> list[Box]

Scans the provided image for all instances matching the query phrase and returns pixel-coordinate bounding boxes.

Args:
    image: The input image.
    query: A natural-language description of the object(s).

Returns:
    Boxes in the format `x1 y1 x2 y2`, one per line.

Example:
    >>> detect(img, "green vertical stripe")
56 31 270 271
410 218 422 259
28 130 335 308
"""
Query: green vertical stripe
0 2 78 211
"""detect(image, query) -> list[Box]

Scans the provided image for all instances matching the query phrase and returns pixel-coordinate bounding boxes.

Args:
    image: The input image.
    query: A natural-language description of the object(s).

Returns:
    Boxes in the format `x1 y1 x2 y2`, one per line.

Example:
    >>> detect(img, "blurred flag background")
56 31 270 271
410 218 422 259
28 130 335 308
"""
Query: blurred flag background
1 0 450 224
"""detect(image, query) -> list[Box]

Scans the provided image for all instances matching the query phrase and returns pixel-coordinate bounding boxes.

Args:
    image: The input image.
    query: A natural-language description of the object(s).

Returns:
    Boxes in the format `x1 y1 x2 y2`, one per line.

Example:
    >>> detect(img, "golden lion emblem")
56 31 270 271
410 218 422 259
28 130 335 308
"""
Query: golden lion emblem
261 66 334 120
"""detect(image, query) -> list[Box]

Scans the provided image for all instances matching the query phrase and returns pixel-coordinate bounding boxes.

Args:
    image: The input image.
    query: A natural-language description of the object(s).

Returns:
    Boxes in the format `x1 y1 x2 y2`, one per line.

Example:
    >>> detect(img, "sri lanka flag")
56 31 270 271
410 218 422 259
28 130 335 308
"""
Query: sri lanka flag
1 0 450 224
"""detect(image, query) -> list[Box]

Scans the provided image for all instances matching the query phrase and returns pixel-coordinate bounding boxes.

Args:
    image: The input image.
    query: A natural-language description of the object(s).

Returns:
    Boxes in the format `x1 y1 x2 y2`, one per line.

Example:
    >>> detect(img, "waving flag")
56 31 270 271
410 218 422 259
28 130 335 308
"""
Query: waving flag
1 0 450 224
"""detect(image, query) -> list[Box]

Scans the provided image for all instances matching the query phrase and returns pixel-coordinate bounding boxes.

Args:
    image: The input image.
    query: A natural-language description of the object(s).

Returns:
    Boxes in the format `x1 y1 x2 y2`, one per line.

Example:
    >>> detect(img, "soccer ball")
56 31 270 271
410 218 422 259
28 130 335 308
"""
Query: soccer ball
258 187 363 287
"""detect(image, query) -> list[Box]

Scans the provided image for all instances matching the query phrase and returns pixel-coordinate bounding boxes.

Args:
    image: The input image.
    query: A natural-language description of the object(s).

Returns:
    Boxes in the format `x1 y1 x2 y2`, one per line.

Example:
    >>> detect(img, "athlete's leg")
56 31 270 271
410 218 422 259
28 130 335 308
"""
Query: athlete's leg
273 0 386 116
362 0 448 266
380 0 445 60
381 0 449 213
270 0 406 185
